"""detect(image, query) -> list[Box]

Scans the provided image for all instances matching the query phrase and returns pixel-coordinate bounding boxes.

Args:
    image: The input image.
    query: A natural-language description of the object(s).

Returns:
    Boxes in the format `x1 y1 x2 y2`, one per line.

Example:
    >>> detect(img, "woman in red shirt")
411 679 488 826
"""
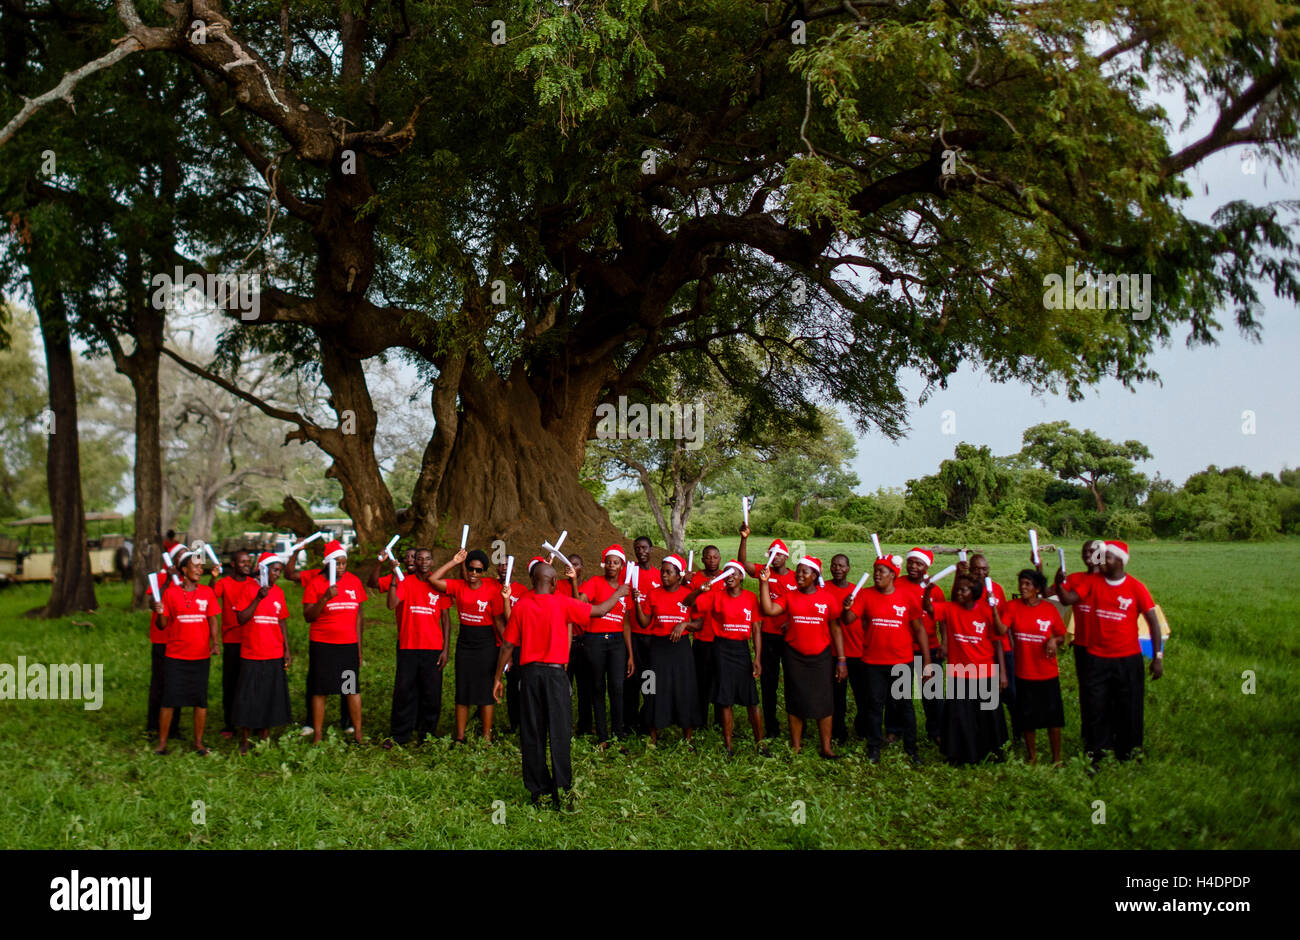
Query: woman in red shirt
992 569 1067 764
231 552 293 754
431 547 507 744
577 545 636 745
149 548 221 755
923 574 1008 766
302 540 367 744
632 554 700 744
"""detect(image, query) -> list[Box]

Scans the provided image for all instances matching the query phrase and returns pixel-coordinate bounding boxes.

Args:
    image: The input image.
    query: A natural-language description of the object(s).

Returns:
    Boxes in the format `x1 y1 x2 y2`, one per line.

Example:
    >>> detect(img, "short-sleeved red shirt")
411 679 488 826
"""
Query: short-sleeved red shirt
395 577 452 650
696 589 761 640
851 587 922 665
580 575 629 633
1001 599 1067 680
895 577 944 651
628 567 663 635
639 586 692 637
302 571 367 644
687 572 723 642
820 580 856 657
504 593 592 665
214 575 258 643
1061 571 1098 647
162 583 219 660
777 587 837 656
760 568 797 635
1078 573 1155 658
241 586 289 660
445 578 504 628
976 580 1011 651
936 600 998 678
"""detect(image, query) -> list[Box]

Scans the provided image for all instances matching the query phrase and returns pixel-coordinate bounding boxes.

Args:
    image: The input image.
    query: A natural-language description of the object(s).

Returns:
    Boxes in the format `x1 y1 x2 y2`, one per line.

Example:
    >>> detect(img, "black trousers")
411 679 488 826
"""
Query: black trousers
1084 653 1144 761
1002 647 1017 717
569 636 594 734
519 663 572 797
834 658 870 739
1073 645 1093 744
221 642 242 730
147 643 180 735
623 633 654 734
390 649 443 743
506 647 522 730
919 648 945 740
760 633 785 734
584 632 627 741
692 638 716 728
864 662 917 754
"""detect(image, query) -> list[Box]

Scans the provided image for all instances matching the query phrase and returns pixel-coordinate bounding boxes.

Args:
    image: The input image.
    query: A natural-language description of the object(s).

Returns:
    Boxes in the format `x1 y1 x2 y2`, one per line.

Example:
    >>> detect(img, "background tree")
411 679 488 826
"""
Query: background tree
1020 420 1153 514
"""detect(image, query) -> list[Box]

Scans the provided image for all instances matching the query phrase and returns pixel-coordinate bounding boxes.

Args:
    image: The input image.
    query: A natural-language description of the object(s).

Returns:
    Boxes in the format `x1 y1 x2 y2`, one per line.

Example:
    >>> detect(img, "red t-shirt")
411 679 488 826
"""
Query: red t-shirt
697 589 761 641
629 567 663 635
445 578 505 629
161 583 219 660
978 581 1011 650
394 577 452 650
1078 574 1155 658
297 568 321 590
851 587 922 665
895 578 944 651
1061 571 1098 647
241 586 289 660
580 575 629 633
688 572 725 641
504 593 592 665
150 567 171 643
936 600 998 678
821 580 857 657
1002 599 1067 680
776 587 837 656
302 571 367 644
640 586 692 638
760 569 797 635
214 575 258 643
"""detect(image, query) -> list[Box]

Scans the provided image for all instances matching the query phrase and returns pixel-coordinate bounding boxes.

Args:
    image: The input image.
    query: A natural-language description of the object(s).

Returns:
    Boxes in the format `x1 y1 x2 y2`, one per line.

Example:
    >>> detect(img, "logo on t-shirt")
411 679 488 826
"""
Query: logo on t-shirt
476 599 489 612
345 589 356 600
742 608 751 621
1117 596 1133 611
973 620 986 634
273 601 282 614
814 603 827 615
197 599 208 612
1037 619 1052 632
677 602 688 613
892 604 907 617
428 592 437 606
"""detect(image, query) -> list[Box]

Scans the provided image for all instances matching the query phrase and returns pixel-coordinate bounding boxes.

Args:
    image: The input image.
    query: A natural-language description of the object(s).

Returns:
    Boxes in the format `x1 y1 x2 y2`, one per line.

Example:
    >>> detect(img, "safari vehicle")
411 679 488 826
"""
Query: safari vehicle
2 512 131 582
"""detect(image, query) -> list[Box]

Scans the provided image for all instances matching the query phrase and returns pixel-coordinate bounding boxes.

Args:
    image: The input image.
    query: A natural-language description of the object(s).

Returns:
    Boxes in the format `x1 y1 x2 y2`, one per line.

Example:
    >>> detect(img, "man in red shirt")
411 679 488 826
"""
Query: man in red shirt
893 547 945 744
738 526 796 739
302 540 367 744
842 555 930 764
213 549 257 738
494 561 629 807
622 536 661 734
385 547 451 747
1055 540 1164 765
577 545 636 744
823 554 860 743
1049 539 1104 747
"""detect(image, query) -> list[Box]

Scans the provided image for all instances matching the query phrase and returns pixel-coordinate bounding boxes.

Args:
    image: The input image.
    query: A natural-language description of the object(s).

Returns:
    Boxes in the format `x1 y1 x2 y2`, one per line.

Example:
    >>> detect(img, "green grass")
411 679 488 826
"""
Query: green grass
1 539 1297 848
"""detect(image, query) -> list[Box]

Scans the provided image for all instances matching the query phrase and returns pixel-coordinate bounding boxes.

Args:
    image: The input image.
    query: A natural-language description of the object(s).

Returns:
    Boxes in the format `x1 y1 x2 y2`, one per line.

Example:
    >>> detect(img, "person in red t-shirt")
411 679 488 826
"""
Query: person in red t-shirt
689 544 723 730
633 554 702 743
963 553 1015 722
759 556 847 758
558 553 595 738
385 547 452 747
1054 540 1163 764
231 552 293 753
623 535 662 734
149 548 221 755
738 525 796 740
431 547 509 743
494 560 629 807
577 545 636 745
993 569 1067 764
822 554 863 743
370 547 416 594
841 555 928 764
284 538 351 734
499 556 539 733
213 549 257 738
891 547 946 745
147 557 182 739
682 560 766 755
302 540 367 744
1049 539 1104 746
923 574 1009 765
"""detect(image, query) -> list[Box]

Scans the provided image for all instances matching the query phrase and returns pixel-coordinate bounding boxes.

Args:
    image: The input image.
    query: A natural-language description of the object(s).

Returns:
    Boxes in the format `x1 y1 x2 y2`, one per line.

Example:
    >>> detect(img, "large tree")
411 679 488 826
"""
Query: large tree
3 0 1299 560
1020 420 1152 513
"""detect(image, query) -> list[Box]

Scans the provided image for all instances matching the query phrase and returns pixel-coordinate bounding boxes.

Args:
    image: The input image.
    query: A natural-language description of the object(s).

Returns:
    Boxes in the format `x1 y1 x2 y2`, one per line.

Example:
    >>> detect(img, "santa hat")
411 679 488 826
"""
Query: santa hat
906 547 934 568
164 544 183 566
663 554 686 574
797 554 825 586
255 551 280 568
323 540 346 563
172 547 196 567
873 554 901 576
767 539 789 557
1105 540 1130 564
527 555 546 573
720 560 746 580
602 545 626 563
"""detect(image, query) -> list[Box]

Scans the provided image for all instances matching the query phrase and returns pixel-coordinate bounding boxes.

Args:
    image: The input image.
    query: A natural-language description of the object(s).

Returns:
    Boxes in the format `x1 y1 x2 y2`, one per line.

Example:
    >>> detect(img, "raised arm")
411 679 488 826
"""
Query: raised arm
429 548 468 593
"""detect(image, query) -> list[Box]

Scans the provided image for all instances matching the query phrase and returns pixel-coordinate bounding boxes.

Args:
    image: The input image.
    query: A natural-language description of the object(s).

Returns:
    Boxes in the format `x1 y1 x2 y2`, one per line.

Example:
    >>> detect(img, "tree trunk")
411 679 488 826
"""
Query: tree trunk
127 348 163 609
1088 478 1106 514
31 270 96 616
430 364 622 559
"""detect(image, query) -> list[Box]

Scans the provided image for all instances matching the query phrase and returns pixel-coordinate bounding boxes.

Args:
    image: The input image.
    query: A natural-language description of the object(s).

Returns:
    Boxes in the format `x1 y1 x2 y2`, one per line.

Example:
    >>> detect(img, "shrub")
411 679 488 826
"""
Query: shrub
772 521 814 541
814 515 848 538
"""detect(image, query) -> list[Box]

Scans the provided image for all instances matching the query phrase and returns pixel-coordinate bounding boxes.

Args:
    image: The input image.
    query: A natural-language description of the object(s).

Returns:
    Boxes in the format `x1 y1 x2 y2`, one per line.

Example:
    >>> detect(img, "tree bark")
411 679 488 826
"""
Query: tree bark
30 262 96 616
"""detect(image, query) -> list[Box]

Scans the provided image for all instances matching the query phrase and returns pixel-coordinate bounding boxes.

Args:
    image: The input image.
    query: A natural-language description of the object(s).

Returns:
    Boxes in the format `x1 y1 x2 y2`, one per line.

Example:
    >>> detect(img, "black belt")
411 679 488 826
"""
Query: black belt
522 661 566 669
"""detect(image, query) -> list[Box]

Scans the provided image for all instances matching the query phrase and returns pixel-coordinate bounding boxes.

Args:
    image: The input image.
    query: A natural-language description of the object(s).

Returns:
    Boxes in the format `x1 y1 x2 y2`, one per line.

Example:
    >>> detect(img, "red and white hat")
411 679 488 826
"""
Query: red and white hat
720 560 746 580
797 555 822 575
1105 540 1130 564
767 539 789 557
662 554 686 574
172 546 196 567
602 545 626 563
906 547 934 568
323 540 346 562
256 551 280 568
874 554 901 576
527 555 546 573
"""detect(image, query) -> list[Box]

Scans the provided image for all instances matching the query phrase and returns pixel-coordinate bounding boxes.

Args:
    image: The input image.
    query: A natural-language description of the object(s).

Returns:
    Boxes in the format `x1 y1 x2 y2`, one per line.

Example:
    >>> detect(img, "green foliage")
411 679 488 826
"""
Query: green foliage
772 520 813 541
828 522 871 543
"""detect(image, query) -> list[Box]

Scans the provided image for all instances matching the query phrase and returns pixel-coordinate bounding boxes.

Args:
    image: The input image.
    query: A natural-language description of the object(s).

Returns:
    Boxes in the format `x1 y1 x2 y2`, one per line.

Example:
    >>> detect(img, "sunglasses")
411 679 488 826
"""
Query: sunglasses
467 566 485 574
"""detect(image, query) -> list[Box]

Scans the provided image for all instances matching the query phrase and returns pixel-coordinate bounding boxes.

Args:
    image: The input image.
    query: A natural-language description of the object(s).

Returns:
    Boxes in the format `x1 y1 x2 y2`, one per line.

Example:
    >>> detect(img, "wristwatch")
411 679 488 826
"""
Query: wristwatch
1154 650 1164 660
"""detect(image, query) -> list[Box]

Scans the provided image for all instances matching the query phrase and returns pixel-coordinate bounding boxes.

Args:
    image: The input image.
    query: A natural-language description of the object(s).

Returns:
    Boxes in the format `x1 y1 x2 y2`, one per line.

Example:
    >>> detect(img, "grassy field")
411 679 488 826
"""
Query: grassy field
1 539 1297 849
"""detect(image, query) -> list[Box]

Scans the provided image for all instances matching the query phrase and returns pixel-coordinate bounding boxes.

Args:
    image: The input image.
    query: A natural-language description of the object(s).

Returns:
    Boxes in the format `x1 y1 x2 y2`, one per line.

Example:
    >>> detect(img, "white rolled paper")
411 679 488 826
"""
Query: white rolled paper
288 531 324 555
504 555 514 585
629 566 640 590
870 533 882 559
382 533 400 560
958 549 968 563
393 565 405 583
203 542 221 571
542 540 566 564
328 558 336 585
624 563 634 585
147 571 161 604
259 567 268 588
742 496 749 525
1057 547 1067 571
687 550 693 571
850 570 871 600
1029 529 1040 564
709 569 731 586
927 564 957 584
984 576 994 601
460 524 469 550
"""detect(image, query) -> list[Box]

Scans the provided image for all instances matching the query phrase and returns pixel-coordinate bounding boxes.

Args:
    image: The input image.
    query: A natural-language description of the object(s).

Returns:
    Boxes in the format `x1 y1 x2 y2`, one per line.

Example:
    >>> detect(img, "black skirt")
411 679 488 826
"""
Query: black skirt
232 658 292 729
710 637 758 707
161 657 210 708
782 644 833 719
1012 675 1066 734
308 641 360 696
942 692 1009 765
649 634 700 730
455 626 498 706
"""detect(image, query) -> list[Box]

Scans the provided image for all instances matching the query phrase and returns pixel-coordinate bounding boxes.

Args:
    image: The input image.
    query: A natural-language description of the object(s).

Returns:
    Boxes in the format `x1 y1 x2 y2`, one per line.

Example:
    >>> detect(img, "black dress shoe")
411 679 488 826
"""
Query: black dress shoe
867 748 881 764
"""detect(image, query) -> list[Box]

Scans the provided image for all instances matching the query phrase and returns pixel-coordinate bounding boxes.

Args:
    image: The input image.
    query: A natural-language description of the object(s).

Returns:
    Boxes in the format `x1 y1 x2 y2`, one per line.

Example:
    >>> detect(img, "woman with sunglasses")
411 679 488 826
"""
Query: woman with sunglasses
431 547 507 743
